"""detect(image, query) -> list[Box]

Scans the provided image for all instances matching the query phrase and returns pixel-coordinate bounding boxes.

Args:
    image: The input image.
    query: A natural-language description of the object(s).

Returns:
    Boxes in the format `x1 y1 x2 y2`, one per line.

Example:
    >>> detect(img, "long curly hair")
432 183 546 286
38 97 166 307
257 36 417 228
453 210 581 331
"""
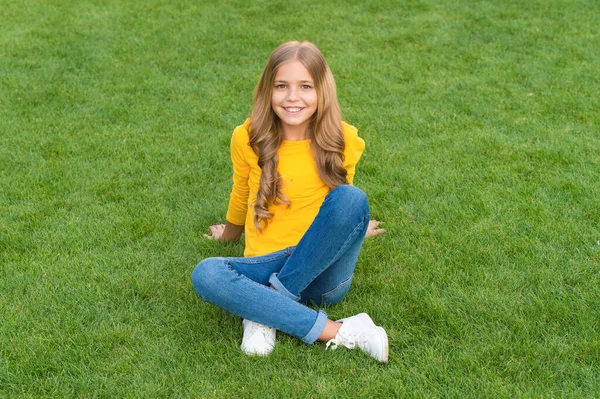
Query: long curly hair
249 41 347 231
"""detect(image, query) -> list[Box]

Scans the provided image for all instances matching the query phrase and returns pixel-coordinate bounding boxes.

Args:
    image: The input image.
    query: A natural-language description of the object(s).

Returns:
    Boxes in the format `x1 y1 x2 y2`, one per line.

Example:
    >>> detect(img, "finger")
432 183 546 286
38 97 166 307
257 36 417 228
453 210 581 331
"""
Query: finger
203 234 215 240
368 221 382 230
366 228 386 238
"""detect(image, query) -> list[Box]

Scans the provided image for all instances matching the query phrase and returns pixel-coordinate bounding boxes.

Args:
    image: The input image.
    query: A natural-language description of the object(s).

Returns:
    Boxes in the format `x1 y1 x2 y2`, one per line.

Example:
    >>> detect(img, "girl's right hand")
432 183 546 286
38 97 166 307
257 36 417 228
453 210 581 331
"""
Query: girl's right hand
204 224 226 240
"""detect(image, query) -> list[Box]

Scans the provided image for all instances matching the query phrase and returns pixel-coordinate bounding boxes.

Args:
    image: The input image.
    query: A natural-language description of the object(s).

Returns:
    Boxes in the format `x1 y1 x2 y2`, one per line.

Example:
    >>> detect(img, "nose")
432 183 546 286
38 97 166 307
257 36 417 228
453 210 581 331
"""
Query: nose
286 87 298 101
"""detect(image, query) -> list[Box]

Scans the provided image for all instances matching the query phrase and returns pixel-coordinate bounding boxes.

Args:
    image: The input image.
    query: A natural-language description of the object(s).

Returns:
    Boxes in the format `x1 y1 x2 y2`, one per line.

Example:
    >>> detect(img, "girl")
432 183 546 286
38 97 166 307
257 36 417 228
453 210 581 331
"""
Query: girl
192 41 388 362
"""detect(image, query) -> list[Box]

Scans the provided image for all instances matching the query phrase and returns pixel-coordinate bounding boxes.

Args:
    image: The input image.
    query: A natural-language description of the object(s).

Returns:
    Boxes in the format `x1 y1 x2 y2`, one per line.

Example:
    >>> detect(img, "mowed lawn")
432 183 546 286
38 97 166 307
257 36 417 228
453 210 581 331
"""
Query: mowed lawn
1 0 599 397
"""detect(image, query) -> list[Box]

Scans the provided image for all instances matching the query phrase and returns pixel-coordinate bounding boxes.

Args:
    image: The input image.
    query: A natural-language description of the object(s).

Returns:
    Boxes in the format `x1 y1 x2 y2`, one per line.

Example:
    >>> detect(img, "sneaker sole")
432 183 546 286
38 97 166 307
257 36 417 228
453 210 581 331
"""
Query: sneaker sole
376 326 389 363
241 347 273 356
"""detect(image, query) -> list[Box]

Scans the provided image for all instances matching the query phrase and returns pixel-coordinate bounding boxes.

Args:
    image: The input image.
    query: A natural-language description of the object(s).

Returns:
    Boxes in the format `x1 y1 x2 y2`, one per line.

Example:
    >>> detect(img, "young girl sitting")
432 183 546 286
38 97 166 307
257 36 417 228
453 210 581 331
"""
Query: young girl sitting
192 41 388 362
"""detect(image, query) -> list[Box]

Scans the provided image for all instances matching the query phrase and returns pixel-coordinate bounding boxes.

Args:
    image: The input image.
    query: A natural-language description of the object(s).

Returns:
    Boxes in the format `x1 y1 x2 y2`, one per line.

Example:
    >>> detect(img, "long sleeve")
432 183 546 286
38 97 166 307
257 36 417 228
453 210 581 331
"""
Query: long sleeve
225 125 251 226
342 122 365 185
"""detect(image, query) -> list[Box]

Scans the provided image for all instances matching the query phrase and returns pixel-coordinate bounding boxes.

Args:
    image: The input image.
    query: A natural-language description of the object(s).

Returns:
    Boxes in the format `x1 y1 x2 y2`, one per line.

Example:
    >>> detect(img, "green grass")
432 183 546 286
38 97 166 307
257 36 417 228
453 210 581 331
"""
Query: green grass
1 0 599 397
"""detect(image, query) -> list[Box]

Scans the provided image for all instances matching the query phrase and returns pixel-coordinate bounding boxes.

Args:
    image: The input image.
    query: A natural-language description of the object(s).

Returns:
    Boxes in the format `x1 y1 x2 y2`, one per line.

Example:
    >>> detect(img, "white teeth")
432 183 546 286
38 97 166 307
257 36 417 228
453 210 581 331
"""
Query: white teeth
285 107 302 112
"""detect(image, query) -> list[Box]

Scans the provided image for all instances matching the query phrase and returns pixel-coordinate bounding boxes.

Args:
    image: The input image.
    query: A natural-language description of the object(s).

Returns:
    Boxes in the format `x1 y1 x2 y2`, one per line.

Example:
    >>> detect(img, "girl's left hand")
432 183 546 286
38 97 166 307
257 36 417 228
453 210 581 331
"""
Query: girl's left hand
204 224 226 240
366 220 386 238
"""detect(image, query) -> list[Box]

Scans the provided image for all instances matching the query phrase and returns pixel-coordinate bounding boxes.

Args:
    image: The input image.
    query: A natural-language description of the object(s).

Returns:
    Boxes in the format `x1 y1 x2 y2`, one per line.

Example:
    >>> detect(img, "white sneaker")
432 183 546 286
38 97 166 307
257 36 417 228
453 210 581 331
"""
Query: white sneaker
240 319 276 356
326 313 389 363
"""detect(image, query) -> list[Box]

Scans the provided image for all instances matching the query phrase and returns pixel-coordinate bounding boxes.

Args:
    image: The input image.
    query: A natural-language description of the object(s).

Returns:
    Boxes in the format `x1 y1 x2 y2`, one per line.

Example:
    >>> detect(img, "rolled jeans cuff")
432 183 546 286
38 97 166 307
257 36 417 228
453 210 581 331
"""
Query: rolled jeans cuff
301 310 328 344
269 272 300 301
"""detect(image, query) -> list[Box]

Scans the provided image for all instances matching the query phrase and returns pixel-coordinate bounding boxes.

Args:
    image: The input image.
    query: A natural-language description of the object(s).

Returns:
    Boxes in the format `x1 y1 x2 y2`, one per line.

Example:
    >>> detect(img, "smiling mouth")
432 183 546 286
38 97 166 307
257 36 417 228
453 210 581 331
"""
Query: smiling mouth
283 107 304 113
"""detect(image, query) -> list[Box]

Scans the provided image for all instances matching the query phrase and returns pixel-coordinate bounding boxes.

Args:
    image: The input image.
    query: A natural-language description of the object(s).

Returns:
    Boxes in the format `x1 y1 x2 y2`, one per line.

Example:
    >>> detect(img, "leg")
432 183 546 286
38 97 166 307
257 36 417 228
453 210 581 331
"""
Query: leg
299 233 364 306
191 250 328 344
192 188 389 362
268 185 370 304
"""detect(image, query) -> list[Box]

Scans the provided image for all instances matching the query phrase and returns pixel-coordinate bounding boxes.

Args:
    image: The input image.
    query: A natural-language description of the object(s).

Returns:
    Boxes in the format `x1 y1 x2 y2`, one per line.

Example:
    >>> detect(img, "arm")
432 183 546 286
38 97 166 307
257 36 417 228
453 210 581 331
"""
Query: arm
204 221 244 242
205 123 251 243
342 123 385 238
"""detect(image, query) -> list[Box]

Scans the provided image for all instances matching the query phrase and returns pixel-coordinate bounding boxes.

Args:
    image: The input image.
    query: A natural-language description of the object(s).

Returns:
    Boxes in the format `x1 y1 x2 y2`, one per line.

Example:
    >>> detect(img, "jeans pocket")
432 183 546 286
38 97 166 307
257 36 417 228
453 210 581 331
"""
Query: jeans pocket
321 274 354 306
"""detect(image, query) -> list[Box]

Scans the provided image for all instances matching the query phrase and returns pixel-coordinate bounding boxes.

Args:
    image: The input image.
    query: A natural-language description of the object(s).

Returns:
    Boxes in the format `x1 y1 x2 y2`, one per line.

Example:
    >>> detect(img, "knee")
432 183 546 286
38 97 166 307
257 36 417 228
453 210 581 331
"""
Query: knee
191 257 224 298
328 185 369 218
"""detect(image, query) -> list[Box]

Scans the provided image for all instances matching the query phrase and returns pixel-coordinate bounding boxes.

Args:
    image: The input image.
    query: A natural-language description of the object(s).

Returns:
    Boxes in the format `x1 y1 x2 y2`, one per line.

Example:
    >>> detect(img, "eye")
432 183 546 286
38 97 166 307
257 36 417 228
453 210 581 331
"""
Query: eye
301 85 312 89
275 84 286 89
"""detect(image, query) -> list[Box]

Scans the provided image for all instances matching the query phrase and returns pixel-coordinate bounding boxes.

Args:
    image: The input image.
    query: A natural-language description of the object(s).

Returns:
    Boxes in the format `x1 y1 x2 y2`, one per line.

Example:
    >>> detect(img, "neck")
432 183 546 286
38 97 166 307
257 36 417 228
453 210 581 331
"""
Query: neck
282 123 310 141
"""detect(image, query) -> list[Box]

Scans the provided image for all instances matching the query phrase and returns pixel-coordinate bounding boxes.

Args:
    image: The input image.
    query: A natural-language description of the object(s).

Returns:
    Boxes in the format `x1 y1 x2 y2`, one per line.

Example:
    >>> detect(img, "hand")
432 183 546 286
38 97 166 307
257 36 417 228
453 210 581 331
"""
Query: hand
204 224 226 240
366 219 386 238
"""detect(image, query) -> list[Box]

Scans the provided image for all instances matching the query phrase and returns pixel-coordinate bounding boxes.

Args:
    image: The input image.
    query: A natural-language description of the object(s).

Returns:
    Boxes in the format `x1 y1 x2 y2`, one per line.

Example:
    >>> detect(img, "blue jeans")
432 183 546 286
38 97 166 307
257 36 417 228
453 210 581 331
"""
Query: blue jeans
191 185 370 344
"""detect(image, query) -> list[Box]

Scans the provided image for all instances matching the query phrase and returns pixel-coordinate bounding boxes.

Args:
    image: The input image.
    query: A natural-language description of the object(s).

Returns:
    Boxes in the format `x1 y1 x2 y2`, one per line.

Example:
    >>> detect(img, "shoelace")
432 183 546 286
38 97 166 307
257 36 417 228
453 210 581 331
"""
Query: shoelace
325 332 358 351
249 324 275 341
325 338 339 350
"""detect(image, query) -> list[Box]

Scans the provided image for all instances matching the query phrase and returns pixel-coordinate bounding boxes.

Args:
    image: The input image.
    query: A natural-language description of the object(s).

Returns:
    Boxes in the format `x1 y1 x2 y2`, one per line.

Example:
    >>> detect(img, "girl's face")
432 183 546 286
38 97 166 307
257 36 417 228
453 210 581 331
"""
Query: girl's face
271 60 317 139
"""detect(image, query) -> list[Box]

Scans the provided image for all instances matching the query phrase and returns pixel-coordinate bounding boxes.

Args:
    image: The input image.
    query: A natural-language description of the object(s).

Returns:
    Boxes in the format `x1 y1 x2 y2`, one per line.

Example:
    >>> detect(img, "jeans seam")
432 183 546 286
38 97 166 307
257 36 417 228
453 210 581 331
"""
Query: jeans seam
320 273 354 305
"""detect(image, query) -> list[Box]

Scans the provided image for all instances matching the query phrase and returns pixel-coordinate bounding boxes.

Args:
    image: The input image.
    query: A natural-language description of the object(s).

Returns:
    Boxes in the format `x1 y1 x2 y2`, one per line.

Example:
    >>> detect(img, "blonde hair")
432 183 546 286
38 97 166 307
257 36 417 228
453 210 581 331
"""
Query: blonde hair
249 41 347 230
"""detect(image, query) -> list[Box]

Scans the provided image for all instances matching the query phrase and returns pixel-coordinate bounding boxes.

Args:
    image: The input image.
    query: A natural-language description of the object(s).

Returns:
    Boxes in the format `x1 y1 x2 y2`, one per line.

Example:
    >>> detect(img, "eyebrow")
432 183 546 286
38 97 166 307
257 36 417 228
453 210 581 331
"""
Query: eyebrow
274 80 314 84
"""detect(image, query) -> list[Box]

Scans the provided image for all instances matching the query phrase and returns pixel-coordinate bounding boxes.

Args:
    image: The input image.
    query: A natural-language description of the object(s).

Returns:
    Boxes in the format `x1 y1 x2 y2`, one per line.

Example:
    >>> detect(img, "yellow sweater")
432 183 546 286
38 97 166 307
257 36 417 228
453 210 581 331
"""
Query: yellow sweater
225 119 365 257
